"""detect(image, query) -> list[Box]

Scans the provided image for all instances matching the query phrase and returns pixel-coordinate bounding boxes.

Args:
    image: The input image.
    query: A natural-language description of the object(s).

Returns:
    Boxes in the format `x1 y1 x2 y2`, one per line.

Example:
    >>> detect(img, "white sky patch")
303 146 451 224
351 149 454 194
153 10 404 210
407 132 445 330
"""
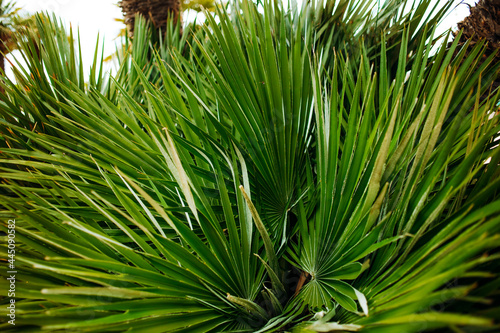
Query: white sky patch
5 0 478 81
5 0 123 79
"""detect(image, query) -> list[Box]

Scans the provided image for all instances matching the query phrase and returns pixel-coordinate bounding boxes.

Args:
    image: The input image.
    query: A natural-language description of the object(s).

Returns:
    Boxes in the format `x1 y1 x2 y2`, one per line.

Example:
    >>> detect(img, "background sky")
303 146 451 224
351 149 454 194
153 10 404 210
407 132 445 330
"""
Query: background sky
6 0 477 80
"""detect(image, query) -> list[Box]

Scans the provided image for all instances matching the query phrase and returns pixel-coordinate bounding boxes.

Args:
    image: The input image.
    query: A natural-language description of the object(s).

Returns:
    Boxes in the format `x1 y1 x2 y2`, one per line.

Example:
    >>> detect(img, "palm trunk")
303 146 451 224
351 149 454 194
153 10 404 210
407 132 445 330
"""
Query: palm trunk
1 31 8 74
119 0 182 38
455 0 500 53
0 38 6 94
0 54 4 94
454 0 500 95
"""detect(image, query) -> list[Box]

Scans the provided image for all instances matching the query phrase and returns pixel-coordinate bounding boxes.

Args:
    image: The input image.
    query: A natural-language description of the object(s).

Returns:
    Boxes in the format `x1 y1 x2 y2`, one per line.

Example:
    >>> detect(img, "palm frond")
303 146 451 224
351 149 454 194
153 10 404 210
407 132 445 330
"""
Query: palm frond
1 0 499 332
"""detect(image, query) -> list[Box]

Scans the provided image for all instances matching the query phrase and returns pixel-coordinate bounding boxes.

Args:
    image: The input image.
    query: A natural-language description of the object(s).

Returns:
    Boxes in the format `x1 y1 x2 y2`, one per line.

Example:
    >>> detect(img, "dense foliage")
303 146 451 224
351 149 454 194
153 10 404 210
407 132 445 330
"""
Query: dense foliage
1 0 499 332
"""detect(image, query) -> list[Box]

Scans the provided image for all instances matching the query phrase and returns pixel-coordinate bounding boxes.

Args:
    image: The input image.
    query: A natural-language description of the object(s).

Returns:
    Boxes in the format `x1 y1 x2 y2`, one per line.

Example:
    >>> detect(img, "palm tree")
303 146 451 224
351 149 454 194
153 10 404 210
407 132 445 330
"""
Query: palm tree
0 0 33 73
454 0 500 92
455 0 500 58
0 0 499 332
0 0 18 72
119 0 183 37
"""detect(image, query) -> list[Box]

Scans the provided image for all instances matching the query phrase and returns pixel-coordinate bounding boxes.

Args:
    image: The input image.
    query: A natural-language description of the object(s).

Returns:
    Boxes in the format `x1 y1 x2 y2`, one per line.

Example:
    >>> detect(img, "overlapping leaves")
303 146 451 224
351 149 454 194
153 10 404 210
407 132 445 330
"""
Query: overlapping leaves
0 0 499 332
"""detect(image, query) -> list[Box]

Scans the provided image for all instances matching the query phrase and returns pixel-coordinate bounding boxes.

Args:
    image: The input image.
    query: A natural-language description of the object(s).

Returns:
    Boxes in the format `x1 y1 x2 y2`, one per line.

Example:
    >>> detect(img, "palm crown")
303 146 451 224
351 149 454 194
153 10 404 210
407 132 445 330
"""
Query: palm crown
0 0 500 332
0 0 35 72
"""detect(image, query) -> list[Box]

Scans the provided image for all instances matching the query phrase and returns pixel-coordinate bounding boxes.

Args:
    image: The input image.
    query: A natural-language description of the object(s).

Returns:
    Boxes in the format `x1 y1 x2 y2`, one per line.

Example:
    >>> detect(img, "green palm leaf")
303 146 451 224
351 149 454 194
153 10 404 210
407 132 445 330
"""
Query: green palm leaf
1 0 499 332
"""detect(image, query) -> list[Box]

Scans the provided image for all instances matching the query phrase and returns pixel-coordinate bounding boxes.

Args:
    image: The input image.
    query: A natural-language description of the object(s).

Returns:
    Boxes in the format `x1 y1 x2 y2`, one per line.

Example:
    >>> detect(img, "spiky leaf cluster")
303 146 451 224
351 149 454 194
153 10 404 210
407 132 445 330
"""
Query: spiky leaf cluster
1 1 499 332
